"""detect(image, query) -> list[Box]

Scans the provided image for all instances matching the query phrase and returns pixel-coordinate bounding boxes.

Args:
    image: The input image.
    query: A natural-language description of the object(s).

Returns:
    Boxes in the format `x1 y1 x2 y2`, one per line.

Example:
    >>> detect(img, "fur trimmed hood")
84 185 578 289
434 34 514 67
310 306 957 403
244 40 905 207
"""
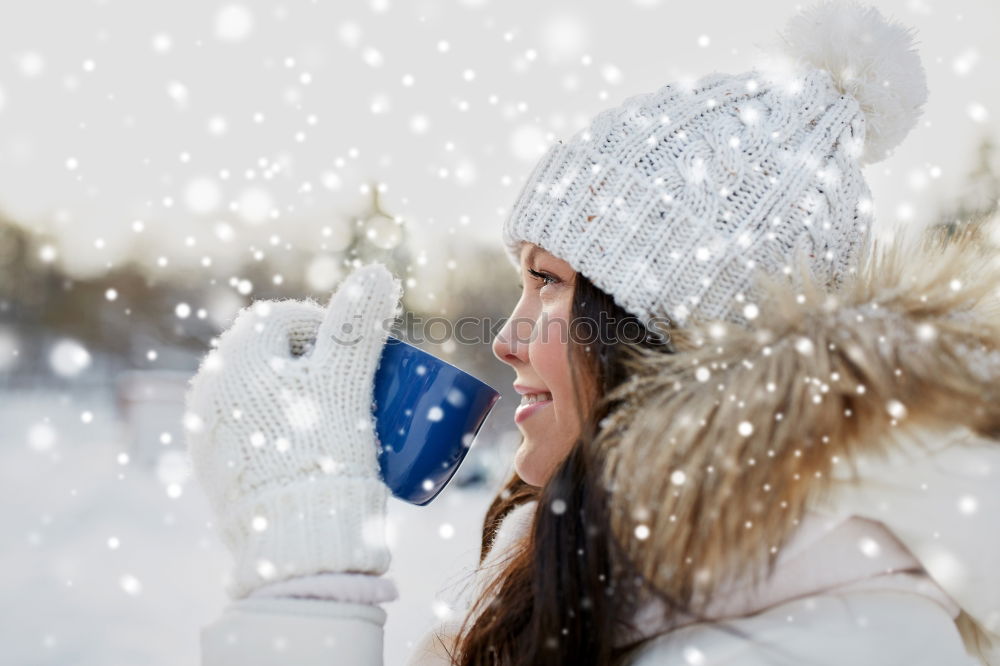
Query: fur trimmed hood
595 219 1000 655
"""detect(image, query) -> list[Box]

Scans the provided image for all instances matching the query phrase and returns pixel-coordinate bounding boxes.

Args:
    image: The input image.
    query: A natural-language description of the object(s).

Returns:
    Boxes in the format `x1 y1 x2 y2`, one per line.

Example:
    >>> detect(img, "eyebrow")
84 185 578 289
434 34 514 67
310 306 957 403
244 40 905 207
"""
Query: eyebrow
523 245 541 267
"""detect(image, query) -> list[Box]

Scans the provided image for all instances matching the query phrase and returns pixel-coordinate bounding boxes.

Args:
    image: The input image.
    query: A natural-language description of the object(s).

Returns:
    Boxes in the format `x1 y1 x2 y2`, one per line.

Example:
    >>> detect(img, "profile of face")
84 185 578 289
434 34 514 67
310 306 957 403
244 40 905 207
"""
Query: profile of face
492 243 596 487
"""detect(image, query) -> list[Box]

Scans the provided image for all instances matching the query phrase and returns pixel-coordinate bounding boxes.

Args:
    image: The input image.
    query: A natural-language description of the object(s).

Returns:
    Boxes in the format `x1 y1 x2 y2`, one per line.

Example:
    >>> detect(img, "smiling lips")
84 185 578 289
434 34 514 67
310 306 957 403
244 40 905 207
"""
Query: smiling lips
513 385 554 425
515 396 553 424
519 391 552 406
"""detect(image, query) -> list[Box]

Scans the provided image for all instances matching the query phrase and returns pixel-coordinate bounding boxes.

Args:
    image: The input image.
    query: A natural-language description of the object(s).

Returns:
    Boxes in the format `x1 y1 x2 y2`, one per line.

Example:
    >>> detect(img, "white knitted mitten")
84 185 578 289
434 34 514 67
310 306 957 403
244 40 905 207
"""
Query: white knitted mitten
185 263 402 600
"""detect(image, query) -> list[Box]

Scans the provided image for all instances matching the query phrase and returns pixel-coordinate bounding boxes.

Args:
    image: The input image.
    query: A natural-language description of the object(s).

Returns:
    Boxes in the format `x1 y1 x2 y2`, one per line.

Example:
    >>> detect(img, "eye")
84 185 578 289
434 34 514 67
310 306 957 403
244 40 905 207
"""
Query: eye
527 268 559 287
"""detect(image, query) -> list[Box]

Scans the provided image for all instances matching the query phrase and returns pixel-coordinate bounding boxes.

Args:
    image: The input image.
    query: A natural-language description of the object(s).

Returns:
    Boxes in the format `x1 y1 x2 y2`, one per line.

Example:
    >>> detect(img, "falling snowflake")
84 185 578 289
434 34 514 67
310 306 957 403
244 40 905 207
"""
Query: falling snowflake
119 574 143 596
49 339 91 377
215 5 254 43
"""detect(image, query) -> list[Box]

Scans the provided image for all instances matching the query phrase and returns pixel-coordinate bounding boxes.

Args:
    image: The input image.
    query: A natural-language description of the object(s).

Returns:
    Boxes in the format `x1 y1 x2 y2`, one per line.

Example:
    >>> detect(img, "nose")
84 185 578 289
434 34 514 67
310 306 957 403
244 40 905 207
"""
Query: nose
492 309 534 367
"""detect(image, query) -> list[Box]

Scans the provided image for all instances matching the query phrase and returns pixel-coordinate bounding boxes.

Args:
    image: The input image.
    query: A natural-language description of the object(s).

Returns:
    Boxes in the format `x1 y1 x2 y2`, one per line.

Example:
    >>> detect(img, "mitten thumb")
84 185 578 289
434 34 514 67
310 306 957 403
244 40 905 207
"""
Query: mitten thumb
313 263 401 368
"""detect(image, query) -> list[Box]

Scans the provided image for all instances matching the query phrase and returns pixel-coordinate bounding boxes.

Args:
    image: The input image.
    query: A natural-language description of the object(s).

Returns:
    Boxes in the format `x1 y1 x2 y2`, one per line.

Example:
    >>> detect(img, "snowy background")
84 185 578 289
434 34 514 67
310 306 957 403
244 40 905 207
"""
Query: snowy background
2 387 504 665
1 0 999 664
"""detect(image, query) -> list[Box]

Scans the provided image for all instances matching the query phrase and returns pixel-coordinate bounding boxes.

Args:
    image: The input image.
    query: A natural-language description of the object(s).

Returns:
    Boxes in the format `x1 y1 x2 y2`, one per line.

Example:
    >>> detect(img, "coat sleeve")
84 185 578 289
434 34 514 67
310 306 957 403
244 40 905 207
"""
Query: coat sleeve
200 597 388 665
200 597 467 666
200 501 540 665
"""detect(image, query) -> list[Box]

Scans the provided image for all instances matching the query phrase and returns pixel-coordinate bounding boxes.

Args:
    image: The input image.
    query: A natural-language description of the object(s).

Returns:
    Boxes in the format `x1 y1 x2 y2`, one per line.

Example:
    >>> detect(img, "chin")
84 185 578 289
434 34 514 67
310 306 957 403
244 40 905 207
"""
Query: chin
515 442 566 488
513 440 545 487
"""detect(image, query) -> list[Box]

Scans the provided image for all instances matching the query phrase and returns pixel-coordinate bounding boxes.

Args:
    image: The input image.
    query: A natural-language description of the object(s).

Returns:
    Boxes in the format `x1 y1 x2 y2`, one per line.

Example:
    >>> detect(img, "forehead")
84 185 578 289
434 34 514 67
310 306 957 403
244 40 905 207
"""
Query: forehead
518 243 571 269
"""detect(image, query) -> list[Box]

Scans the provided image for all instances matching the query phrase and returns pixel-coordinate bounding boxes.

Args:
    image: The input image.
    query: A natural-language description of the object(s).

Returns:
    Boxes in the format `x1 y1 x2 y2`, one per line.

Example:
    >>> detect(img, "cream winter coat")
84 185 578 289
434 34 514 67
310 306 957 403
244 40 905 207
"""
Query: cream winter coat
200 222 1000 664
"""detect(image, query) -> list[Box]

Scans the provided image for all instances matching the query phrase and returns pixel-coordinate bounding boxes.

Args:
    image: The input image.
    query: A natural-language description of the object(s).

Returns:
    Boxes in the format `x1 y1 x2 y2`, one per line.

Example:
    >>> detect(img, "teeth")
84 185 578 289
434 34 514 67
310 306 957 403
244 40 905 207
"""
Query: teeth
519 392 552 406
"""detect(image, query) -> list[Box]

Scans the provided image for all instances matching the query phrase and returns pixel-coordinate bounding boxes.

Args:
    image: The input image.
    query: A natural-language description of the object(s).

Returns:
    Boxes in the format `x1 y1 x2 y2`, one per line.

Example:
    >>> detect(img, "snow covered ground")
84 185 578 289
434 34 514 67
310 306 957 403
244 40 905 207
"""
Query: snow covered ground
2 387 505 665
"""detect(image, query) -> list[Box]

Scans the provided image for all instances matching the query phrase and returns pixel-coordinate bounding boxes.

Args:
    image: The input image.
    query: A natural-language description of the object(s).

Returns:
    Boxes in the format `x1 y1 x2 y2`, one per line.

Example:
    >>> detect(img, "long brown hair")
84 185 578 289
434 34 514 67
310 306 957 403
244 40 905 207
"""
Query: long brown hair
449 273 677 665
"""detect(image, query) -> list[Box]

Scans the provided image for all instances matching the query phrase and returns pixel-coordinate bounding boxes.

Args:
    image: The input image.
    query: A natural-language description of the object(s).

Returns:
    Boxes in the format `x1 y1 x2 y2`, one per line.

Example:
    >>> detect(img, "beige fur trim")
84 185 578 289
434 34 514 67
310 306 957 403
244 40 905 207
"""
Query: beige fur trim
594 219 1000 619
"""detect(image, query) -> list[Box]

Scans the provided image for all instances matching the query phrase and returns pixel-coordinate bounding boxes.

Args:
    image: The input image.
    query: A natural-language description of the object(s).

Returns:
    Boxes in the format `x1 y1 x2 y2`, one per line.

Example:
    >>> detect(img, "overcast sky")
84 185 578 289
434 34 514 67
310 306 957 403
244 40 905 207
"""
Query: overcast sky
1 0 997 290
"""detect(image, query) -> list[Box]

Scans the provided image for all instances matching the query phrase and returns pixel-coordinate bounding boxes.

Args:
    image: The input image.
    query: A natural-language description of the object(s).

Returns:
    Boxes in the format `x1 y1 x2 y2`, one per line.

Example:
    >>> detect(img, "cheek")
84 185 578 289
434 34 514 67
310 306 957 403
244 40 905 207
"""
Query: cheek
529 311 571 386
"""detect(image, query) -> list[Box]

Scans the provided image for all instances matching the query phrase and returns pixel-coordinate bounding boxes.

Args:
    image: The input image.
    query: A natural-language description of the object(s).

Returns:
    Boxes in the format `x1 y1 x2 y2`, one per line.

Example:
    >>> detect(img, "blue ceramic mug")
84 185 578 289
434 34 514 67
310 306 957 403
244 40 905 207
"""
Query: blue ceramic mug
373 336 501 505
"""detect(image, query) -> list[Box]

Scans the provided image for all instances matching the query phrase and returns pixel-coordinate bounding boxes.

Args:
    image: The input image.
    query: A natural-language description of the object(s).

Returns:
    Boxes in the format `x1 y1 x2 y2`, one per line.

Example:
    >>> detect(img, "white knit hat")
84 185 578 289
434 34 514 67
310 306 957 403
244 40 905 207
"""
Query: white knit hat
502 0 928 329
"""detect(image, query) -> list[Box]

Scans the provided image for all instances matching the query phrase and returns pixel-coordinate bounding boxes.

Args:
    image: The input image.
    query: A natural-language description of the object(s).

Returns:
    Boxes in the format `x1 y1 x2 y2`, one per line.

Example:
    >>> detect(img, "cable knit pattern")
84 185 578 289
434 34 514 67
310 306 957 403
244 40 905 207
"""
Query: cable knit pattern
502 1 927 329
185 264 402 600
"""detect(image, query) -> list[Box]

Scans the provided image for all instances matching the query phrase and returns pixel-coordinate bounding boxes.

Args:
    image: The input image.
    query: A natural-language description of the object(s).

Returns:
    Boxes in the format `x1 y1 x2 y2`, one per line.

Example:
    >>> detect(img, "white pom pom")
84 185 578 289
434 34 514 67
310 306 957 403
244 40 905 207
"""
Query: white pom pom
779 0 928 164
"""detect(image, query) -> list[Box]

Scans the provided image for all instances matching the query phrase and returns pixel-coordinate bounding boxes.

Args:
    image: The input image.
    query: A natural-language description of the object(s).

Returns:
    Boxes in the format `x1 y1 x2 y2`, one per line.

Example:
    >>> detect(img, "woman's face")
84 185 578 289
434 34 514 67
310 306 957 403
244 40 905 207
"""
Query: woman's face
492 243 594 487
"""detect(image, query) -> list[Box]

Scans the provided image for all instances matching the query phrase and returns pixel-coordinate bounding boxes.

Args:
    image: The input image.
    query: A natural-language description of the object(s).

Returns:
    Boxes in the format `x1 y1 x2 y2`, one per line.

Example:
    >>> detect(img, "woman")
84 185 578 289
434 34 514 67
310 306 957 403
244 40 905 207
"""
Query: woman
185 2 1000 663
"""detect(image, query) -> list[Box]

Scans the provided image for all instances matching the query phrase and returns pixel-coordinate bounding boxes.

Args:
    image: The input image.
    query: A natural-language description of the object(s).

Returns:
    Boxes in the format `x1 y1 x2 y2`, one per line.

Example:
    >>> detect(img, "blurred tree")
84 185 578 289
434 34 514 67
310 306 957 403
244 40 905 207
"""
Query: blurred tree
929 135 1000 248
